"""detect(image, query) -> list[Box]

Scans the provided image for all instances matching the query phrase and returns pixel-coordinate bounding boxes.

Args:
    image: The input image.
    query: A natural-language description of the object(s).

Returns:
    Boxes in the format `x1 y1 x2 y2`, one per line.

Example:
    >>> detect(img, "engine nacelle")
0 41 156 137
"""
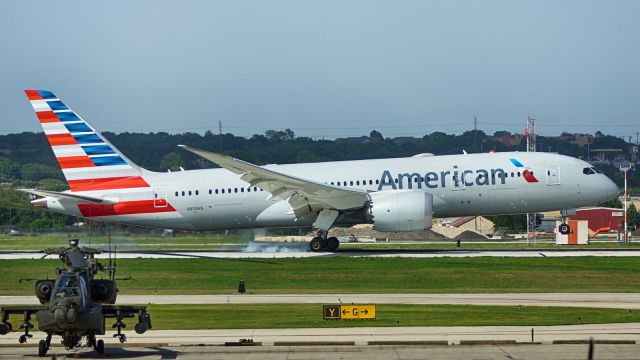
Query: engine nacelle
91 280 117 304
35 280 55 304
367 190 433 232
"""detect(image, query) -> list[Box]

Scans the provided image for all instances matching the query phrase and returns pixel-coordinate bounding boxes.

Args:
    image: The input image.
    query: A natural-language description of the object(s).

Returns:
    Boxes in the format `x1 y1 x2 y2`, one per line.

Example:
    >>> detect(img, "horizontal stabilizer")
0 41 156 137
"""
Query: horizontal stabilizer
17 189 115 204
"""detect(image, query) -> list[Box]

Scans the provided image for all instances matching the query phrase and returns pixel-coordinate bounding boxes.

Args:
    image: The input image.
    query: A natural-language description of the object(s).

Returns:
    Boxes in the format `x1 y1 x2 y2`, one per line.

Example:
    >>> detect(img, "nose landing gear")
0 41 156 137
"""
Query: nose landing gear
558 222 571 235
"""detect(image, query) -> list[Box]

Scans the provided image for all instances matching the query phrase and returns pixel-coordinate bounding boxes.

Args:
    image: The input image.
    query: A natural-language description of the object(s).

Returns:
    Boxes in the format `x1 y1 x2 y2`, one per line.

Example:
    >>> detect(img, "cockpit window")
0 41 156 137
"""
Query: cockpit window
583 167 595 175
591 167 602 174
54 274 80 298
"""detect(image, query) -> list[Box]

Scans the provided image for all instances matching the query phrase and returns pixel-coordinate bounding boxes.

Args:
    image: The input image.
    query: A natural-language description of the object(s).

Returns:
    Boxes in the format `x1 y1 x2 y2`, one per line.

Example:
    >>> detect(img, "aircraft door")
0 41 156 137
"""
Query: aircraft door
153 186 168 208
546 164 560 186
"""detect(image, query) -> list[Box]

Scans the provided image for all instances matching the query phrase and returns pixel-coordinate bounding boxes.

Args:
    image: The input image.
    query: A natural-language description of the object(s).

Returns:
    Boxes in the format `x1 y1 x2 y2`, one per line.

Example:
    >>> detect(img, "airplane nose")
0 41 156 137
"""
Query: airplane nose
604 177 620 200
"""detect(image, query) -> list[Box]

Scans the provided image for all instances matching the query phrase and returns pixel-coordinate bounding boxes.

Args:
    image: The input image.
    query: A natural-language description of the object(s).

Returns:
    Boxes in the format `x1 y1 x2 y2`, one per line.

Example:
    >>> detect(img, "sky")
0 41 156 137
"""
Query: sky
1 1 639 139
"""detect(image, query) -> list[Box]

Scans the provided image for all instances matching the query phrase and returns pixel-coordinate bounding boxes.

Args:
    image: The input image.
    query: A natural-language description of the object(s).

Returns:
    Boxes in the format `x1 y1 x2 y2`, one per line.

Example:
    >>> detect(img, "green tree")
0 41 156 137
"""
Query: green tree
160 152 183 171
295 149 320 163
0 157 20 181
628 203 639 231
487 214 528 231
369 130 383 140
21 163 61 182
599 197 623 208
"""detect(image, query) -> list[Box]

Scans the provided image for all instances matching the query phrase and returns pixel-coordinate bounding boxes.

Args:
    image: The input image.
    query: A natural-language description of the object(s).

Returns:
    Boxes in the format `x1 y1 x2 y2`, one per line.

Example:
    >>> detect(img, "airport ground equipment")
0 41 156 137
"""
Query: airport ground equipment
0 239 151 357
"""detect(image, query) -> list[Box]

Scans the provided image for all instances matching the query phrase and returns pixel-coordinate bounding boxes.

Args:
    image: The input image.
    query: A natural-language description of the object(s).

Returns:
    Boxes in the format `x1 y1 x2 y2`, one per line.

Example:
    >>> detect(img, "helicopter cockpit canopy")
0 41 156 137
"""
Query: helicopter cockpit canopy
53 273 85 300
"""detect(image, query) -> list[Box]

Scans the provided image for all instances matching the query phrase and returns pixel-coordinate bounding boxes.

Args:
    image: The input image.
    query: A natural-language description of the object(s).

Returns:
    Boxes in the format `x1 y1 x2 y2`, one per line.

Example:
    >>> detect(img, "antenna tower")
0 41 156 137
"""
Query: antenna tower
525 117 536 244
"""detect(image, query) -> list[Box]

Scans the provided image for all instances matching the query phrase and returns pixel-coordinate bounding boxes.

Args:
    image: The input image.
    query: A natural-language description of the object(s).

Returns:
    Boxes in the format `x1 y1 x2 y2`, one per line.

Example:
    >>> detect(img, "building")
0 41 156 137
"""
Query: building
444 216 495 235
569 207 624 232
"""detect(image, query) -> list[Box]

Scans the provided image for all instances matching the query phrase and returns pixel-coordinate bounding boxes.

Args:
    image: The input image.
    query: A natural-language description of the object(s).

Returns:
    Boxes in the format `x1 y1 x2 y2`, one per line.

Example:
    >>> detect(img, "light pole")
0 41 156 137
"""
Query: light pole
620 164 630 244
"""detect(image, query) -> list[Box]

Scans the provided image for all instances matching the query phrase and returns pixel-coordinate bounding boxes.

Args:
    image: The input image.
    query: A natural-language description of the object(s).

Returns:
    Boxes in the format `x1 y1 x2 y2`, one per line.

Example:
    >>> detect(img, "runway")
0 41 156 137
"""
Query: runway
1 323 639 346
2 248 640 259
3 343 639 360
3 293 640 309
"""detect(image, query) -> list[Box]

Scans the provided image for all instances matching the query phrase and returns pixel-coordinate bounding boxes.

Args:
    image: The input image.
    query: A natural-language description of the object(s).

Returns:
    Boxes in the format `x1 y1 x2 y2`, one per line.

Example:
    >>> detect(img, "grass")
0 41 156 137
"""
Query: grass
1 257 640 295
4 304 640 330
0 233 246 251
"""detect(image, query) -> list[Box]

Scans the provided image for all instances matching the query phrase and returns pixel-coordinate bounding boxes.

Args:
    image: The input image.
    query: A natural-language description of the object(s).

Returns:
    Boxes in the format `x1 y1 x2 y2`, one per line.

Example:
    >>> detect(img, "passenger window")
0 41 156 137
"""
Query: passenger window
182 191 185 196
356 181 360 185
517 172 521 177
222 189 225 194
241 188 244 192
215 189 219 194
195 190 199 195
175 191 178 196
376 179 380 184
369 180 373 185
511 172 514 177
188 191 192 196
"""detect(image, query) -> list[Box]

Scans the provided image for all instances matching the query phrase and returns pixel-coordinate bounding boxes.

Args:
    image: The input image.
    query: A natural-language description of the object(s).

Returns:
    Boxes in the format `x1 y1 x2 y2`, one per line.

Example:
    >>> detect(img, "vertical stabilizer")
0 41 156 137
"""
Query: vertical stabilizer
25 90 148 192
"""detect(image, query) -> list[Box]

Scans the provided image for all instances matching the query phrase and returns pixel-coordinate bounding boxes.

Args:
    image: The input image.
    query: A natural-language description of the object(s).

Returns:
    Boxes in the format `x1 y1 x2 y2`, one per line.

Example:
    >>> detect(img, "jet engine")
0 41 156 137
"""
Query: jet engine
35 280 55 304
367 190 433 232
91 280 117 304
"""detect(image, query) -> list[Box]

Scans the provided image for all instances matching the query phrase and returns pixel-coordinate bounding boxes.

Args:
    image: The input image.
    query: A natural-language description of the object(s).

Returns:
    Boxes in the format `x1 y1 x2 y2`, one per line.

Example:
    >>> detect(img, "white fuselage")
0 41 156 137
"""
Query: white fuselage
50 151 619 231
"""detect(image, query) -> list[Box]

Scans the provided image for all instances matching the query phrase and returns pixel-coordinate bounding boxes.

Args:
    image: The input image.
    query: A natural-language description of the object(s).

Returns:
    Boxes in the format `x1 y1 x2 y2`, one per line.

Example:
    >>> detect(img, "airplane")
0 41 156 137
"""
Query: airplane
21 90 619 251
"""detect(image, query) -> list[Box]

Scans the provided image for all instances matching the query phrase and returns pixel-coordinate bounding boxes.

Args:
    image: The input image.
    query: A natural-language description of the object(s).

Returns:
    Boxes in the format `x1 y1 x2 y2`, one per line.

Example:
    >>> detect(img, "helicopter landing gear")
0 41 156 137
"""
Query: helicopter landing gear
38 340 47 357
38 333 52 357
18 311 34 344
112 310 127 343
96 339 105 354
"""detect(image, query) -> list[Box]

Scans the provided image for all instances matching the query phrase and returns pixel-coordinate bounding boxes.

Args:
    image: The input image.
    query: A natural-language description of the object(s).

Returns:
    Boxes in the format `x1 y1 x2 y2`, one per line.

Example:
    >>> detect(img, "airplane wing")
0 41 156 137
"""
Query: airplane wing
178 145 369 218
16 189 115 204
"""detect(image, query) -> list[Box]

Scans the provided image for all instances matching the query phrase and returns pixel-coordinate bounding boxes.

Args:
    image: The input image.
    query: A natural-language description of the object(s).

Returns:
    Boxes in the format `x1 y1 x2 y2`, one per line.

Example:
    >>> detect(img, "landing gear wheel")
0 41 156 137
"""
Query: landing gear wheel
309 237 323 252
96 339 105 354
38 340 47 357
558 223 570 235
326 237 340 252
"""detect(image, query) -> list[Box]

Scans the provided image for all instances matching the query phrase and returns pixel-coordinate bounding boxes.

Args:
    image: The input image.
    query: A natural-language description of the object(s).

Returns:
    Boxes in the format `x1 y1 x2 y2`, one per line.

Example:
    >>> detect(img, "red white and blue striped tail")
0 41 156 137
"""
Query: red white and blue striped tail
25 90 149 192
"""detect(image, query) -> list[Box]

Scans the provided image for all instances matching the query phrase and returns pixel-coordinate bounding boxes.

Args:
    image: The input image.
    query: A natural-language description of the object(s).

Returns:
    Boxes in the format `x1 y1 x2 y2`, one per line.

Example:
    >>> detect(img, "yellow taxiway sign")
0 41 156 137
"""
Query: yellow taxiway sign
323 304 376 320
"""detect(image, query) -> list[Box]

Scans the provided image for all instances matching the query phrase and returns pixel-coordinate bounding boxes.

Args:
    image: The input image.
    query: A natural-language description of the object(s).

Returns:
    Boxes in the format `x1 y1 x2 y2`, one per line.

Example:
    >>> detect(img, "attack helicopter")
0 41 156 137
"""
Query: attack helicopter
0 239 152 357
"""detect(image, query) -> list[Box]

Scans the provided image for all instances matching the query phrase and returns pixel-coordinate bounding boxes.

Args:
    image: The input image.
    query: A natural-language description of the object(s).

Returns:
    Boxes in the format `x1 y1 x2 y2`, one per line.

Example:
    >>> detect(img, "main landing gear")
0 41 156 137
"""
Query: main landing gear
309 230 340 252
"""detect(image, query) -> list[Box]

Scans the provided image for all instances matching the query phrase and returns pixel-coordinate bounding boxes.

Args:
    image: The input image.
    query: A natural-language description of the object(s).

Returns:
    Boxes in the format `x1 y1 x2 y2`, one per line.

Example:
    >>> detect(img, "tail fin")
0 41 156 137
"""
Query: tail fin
25 90 148 192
